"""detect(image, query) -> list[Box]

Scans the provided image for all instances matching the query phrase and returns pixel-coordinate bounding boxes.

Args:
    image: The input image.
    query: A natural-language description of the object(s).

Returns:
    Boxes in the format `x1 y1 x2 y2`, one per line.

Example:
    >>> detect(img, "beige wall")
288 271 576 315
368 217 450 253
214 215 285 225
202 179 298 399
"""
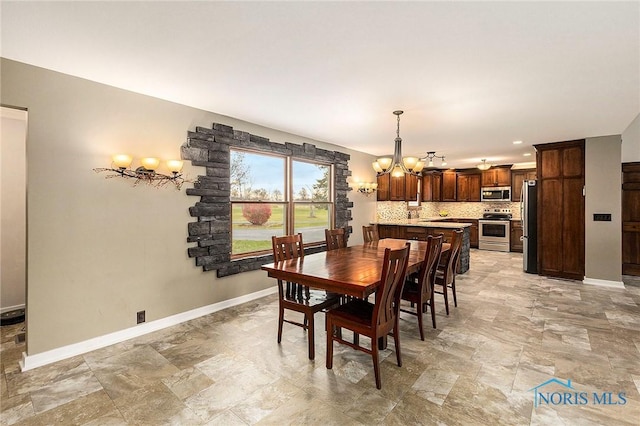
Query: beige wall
622 113 640 163
585 135 622 283
1 107 28 311
0 59 376 355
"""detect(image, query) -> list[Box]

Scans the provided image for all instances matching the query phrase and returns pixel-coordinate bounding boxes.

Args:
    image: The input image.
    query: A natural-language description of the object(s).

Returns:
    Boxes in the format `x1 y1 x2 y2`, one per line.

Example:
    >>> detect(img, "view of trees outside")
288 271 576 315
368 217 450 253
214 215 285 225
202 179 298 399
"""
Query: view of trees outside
230 150 332 255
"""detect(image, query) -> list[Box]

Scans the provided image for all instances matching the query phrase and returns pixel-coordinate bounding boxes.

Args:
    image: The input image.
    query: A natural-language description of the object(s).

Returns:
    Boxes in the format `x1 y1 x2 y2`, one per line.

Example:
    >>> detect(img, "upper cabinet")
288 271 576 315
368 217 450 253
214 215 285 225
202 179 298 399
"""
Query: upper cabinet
405 173 419 201
376 173 390 201
456 172 481 202
377 173 418 201
422 171 442 202
441 170 457 201
482 166 512 187
511 168 537 201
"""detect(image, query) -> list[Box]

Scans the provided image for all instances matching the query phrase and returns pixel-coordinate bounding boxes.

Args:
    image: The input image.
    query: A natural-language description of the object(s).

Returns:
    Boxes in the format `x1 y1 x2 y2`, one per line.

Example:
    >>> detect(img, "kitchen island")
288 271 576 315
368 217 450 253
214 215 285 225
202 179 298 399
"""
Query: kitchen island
371 219 472 273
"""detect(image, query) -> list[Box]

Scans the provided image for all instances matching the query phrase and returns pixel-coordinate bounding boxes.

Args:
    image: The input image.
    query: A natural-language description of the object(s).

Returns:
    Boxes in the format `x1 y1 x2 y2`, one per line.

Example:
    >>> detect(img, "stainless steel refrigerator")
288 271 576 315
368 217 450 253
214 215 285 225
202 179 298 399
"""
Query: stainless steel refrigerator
521 180 538 273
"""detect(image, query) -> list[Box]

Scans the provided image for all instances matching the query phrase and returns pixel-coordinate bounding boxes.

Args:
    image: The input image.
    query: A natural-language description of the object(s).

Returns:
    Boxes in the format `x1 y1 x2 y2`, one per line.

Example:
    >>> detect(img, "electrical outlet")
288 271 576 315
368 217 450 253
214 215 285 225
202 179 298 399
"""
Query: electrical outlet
137 310 145 324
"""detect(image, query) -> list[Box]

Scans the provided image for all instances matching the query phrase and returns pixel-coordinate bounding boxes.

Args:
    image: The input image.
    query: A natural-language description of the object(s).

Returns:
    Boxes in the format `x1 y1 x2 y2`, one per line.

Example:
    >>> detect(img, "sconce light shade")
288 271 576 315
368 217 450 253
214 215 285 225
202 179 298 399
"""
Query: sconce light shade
94 155 190 189
358 182 378 196
140 157 160 171
166 160 184 173
112 154 133 169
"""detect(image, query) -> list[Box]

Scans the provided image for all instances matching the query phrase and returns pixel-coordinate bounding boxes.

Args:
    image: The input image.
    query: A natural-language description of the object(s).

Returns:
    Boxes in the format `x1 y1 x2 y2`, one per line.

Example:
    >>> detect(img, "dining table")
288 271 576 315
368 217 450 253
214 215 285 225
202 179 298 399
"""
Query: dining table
261 238 451 300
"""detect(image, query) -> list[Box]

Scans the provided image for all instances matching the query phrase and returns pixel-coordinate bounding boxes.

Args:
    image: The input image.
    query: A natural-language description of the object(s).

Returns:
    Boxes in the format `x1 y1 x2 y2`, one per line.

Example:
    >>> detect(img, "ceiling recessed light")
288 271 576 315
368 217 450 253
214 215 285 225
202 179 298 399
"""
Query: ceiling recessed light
513 140 523 145
523 152 532 157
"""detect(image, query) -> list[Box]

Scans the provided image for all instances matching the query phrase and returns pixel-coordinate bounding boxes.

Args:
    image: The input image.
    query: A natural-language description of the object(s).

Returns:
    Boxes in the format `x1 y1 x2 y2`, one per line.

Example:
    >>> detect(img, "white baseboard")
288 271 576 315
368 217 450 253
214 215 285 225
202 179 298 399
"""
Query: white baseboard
582 277 625 289
20 286 277 372
1 304 25 314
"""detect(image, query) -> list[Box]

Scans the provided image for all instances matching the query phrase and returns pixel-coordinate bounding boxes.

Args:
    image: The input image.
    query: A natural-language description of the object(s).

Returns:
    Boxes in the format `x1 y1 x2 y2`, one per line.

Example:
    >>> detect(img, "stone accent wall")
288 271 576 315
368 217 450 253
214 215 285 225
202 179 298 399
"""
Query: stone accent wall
181 123 352 277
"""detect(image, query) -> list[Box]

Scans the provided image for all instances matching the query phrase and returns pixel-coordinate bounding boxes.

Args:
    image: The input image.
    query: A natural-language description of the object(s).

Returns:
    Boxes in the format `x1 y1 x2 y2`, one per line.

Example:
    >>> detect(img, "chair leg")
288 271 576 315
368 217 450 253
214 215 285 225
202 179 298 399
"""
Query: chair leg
372 344 381 389
442 284 450 315
451 279 457 307
429 295 436 329
277 305 284 343
307 313 315 360
416 299 425 341
326 317 334 369
393 322 402 367
353 332 359 346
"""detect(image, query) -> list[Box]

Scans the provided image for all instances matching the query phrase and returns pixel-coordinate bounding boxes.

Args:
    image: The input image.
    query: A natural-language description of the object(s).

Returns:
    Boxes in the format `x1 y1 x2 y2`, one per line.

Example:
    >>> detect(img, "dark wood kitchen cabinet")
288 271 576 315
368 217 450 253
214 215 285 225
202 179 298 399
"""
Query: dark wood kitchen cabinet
511 168 537 201
405 173 419 201
622 162 640 275
450 218 479 248
510 220 523 252
377 173 418 201
378 225 404 239
457 172 481 202
441 170 457 201
534 139 585 280
389 174 406 201
376 173 390 201
482 166 512 187
422 171 442 202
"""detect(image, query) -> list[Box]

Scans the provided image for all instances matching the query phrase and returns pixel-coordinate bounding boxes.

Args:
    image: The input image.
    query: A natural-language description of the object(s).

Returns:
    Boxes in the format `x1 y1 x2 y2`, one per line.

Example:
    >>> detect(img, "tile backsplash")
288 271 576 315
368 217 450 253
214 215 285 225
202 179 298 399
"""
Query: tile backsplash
377 201 522 220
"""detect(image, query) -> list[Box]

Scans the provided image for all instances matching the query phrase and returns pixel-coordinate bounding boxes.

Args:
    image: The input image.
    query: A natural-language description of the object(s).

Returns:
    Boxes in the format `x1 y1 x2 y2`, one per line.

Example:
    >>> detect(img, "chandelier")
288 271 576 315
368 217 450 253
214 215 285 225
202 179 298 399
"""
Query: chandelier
372 111 445 177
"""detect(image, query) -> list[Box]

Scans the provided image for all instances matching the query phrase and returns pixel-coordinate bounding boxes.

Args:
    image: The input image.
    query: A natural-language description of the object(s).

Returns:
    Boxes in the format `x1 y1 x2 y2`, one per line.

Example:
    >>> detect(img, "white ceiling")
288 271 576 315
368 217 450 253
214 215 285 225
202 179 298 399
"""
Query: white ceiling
2 1 639 169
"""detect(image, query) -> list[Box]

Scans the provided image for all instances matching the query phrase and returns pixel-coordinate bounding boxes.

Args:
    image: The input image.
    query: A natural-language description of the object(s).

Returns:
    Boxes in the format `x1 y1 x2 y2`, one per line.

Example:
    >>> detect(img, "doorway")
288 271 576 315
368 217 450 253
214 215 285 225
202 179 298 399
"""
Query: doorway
1 106 27 332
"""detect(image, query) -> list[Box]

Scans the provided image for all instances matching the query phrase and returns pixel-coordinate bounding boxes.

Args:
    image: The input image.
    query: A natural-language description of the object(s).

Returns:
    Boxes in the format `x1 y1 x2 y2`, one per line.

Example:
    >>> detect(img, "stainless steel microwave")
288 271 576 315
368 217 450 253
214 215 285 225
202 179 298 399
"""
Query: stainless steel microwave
481 186 511 202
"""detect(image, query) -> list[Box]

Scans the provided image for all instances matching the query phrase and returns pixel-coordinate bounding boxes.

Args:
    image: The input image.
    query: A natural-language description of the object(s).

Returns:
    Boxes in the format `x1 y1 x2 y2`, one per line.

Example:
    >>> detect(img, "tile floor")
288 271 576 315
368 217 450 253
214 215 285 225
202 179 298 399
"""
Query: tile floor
2 250 640 425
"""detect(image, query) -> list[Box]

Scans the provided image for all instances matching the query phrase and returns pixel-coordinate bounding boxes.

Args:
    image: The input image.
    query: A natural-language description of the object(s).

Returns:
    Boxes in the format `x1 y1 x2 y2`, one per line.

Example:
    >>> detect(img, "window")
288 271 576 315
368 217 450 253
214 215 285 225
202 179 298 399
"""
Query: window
230 149 333 256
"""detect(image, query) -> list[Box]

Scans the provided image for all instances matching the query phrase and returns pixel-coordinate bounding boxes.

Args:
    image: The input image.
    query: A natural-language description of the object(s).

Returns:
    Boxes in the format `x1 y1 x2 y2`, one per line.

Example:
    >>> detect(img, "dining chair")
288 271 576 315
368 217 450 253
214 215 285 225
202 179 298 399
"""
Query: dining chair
272 233 341 360
399 234 443 338
434 229 464 315
326 243 410 389
325 228 347 250
362 225 379 243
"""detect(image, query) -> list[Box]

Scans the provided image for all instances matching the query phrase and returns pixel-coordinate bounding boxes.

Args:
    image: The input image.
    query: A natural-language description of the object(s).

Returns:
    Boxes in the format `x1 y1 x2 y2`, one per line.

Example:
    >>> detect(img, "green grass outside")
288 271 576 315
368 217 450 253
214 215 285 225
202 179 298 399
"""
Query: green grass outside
232 204 330 254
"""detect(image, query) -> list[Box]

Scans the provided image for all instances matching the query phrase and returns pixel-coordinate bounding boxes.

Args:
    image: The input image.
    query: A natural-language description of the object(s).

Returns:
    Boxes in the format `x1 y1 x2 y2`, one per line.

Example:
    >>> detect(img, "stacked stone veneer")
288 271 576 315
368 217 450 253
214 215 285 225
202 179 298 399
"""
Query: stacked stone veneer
181 123 353 277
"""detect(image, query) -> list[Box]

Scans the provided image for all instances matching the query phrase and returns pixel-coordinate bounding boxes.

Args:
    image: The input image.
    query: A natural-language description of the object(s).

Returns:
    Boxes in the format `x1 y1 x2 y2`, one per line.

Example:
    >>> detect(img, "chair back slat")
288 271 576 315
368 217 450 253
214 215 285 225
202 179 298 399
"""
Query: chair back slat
373 244 410 331
325 228 347 251
441 229 463 283
362 225 380 243
417 234 444 299
272 233 304 262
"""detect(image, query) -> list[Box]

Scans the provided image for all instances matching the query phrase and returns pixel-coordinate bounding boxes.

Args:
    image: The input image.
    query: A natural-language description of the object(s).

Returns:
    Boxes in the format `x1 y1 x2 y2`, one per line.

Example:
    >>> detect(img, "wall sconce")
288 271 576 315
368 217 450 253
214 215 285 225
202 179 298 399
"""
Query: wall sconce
357 182 378 196
94 155 188 189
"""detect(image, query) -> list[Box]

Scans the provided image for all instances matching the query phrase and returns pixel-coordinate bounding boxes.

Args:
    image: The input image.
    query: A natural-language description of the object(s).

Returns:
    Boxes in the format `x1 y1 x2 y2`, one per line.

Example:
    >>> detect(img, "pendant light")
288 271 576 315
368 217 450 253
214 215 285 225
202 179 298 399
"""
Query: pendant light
372 111 446 176
372 111 425 177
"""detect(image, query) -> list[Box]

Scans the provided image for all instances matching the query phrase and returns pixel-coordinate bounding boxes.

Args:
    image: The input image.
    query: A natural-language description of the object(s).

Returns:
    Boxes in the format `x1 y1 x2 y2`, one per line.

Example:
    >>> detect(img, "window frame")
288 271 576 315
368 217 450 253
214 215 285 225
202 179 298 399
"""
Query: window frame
230 148 335 259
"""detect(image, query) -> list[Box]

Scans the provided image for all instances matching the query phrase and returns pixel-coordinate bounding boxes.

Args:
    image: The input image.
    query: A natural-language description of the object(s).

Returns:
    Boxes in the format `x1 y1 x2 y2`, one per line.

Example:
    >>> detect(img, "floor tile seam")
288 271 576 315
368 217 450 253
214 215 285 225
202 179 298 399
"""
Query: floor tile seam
0 391 36 425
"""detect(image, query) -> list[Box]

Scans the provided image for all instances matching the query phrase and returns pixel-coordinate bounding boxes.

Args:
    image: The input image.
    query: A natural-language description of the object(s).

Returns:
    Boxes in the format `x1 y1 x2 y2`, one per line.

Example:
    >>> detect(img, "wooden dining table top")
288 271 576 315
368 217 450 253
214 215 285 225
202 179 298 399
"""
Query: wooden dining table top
261 238 450 299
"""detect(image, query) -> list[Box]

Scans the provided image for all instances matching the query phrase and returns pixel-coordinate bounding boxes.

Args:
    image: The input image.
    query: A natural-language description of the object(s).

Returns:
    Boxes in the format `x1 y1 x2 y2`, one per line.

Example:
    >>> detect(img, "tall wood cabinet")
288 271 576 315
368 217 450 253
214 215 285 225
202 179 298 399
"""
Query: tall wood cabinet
535 139 585 280
622 162 640 275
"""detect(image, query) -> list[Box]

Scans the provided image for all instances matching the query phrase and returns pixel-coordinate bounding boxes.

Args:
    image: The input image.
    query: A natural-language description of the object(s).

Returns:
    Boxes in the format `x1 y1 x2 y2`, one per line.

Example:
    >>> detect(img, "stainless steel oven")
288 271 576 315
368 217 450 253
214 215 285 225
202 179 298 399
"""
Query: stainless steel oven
478 208 511 252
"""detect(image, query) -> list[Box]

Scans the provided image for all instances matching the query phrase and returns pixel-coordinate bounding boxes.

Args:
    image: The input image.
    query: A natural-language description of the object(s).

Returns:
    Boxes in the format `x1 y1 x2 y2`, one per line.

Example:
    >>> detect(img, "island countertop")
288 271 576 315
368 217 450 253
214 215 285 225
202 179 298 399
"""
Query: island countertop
371 219 473 229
